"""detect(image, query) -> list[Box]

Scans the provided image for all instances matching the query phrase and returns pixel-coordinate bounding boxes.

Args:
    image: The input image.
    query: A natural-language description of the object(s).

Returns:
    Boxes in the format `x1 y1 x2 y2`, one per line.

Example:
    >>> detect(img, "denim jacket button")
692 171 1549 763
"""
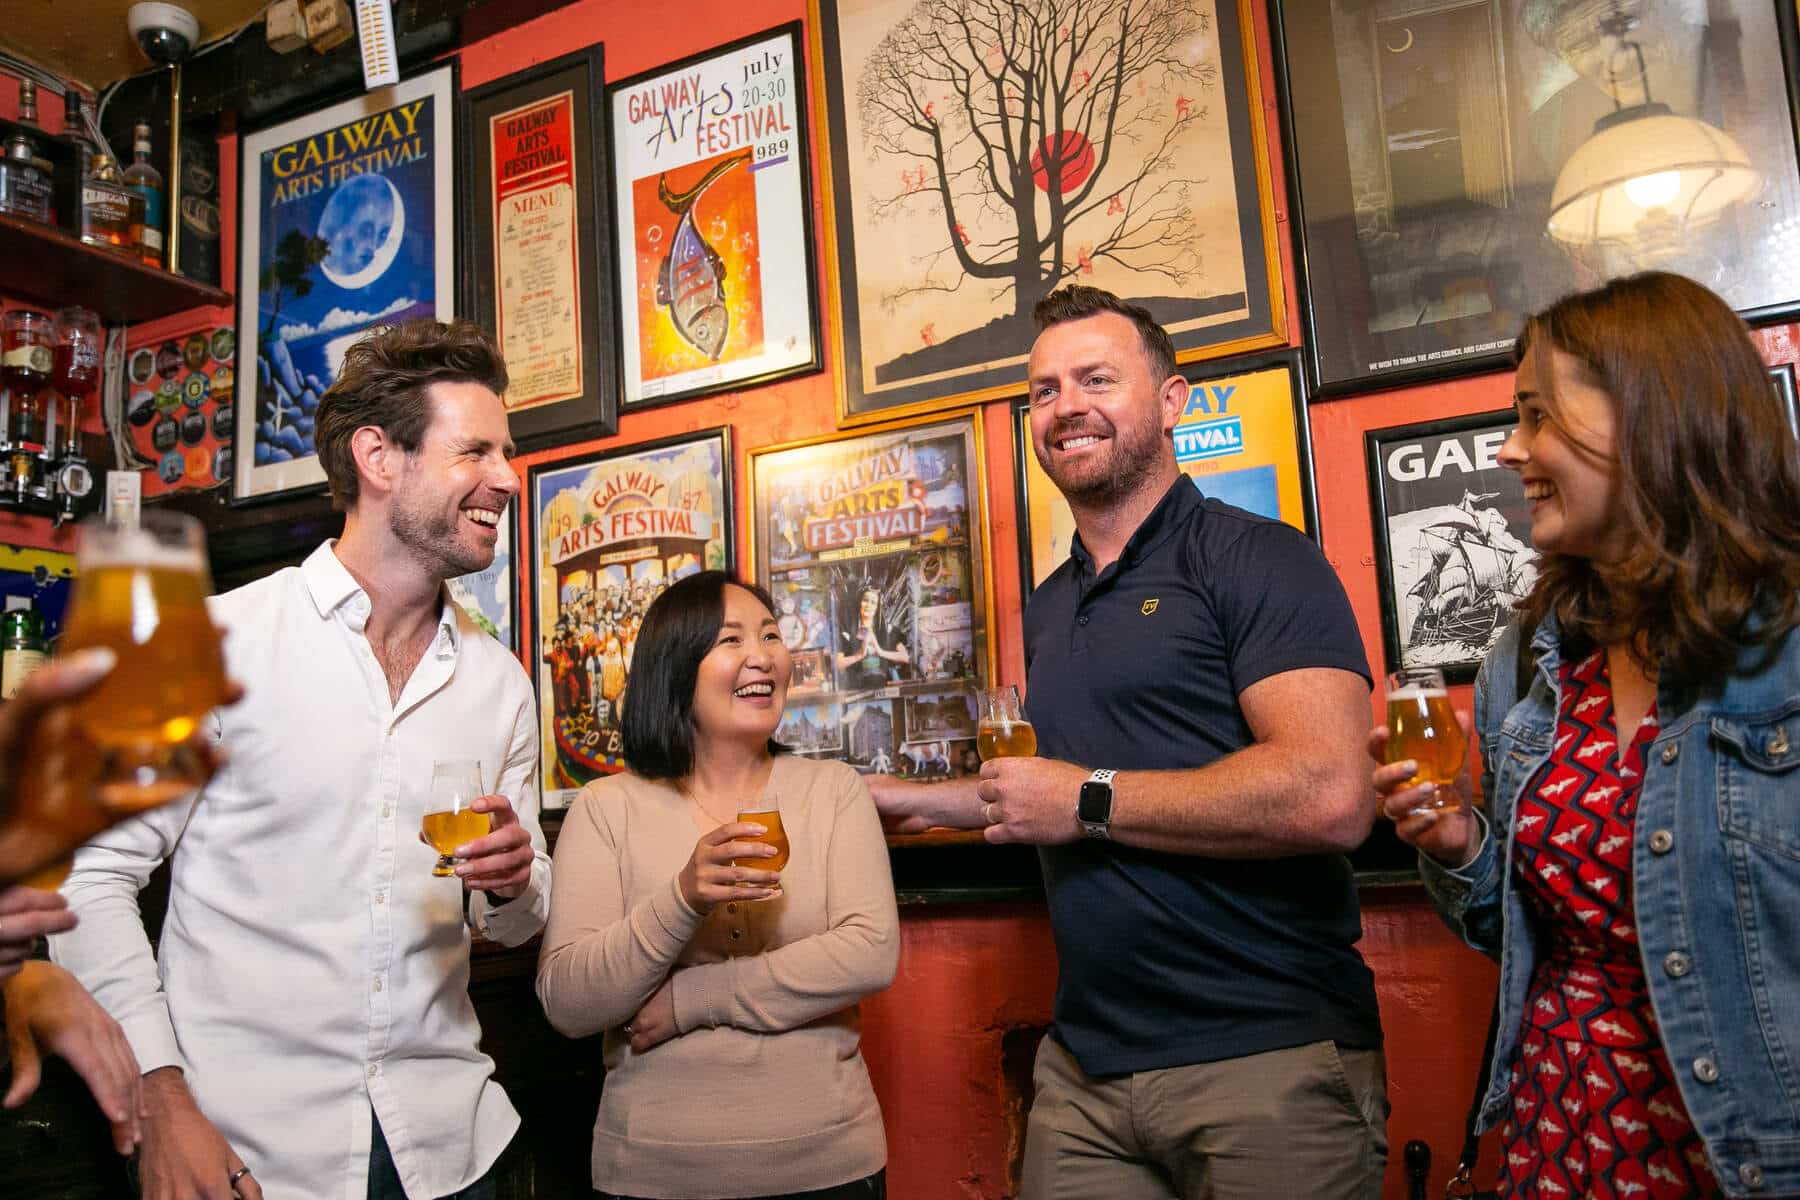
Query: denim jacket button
1740 1162 1765 1189
1660 742 1680 765
1648 829 1674 854
1693 1057 1721 1084
1663 951 1692 978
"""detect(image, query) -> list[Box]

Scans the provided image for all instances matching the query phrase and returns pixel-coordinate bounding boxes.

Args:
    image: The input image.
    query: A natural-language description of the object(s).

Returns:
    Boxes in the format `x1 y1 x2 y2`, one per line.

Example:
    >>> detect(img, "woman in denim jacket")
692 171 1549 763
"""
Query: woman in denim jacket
1371 272 1800 1199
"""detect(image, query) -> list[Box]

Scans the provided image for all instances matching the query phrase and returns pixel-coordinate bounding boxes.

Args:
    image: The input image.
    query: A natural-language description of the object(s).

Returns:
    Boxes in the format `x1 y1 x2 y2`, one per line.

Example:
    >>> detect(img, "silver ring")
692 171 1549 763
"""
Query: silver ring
983 802 995 824
622 1024 635 1037
230 1166 251 1184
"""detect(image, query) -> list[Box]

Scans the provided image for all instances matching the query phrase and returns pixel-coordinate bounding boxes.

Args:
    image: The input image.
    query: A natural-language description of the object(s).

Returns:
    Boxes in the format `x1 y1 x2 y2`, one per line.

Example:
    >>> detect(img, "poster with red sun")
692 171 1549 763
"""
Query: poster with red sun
609 24 822 409
812 0 1285 423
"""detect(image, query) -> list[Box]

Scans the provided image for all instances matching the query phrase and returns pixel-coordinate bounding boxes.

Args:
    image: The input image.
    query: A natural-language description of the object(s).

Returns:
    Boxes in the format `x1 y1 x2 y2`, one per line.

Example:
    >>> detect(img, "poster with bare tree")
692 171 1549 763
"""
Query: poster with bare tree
810 0 1284 422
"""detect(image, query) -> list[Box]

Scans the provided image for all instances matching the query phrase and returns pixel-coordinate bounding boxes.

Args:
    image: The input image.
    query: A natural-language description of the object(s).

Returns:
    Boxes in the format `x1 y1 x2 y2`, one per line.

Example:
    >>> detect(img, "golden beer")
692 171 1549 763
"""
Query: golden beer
61 512 227 814
422 809 491 876
977 720 1038 760
1385 685 1467 809
733 807 789 894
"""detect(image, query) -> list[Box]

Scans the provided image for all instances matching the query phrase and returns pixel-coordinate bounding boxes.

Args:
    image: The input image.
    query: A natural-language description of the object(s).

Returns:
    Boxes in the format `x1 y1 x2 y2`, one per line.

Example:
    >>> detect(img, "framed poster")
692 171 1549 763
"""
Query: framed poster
810 0 1284 424
1366 410 1538 682
610 23 822 409
463 46 618 452
529 429 734 809
235 63 458 503
1015 351 1319 593
749 412 993 781
1772 363 1800 444
1277 0 1800 394
448 507 516 652
116 324 236 496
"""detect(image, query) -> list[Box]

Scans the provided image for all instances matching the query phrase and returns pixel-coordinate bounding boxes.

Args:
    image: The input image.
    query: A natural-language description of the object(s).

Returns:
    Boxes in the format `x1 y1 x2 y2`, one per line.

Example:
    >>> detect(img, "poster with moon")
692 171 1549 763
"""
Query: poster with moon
810 0 1283 421
234 64 456 502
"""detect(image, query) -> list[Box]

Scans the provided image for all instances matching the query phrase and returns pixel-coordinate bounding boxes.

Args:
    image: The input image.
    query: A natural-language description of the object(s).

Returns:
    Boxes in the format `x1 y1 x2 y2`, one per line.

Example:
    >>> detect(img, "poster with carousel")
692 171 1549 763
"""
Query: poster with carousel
529 428 734 809
749 411 993 782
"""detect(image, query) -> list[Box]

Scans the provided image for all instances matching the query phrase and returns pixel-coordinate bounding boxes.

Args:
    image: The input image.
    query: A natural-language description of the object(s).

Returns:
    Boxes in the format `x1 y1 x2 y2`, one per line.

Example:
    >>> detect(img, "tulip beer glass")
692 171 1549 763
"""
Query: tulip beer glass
423 759 488 877
1385 668 1467 810
977 685 1036 760
59 511 228 812
733 794 789 897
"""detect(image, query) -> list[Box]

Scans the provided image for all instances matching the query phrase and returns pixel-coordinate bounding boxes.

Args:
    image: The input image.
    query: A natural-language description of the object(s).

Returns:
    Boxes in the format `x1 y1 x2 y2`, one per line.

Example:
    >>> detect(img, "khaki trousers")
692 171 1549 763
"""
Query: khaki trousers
1020 1036 1389 1200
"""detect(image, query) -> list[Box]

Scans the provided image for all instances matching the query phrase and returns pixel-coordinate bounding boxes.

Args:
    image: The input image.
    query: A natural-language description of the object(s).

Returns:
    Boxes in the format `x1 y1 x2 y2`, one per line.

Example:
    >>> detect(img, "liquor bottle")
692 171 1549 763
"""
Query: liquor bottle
122 121 165 268
62 89 92 179
80 152 138 254
0 80 55 224
1 596 46 700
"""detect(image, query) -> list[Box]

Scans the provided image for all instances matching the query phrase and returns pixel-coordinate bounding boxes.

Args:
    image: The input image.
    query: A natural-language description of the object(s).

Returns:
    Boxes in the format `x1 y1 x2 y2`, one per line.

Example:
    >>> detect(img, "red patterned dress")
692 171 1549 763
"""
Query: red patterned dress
1495 650 1721 1199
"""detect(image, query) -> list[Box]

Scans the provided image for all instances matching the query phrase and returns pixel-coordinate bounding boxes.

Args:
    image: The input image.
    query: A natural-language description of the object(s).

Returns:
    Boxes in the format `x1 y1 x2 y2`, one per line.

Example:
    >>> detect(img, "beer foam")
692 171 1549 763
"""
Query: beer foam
79 525 206 573
1389 685 1449 701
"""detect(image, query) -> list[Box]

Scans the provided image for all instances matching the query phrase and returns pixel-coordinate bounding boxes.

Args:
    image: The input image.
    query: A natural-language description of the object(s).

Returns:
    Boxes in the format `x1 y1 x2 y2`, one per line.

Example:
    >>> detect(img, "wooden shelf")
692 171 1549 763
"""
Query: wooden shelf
0 211 230 325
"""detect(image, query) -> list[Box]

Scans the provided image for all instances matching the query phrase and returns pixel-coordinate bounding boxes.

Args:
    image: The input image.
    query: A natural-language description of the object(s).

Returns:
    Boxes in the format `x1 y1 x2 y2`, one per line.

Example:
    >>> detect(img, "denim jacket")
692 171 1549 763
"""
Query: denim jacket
1419 612 1800 1198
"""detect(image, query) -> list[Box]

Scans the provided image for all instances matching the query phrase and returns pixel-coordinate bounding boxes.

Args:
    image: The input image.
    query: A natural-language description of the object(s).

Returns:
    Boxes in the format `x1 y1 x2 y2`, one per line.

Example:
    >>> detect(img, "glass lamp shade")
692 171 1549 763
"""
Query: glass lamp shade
1547 107 1761 246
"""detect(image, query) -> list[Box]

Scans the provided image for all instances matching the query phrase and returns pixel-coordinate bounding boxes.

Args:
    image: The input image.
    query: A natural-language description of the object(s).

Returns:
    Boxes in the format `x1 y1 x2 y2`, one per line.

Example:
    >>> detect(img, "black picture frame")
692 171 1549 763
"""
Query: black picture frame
1366 409 1538 683
1275 0 1800 396
1771 363 1800 445
607 23 823 411
526 427 735 809
461 45 618 453
1014 349 1320 599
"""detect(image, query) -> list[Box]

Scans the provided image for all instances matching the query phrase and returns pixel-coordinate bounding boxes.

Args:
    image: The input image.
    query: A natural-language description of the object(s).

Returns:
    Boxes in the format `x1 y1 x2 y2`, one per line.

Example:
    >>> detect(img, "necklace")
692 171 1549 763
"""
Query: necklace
675 779 737 827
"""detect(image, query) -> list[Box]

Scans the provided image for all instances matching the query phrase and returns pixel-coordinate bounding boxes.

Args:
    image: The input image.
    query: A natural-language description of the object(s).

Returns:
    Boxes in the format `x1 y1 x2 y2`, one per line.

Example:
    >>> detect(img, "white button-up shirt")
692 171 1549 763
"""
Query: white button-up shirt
52 543 550 1200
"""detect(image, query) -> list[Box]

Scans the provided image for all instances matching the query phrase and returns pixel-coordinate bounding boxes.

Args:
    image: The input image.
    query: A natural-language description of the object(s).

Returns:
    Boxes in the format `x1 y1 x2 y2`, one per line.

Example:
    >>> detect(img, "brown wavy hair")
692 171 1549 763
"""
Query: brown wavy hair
1514 271 1800 684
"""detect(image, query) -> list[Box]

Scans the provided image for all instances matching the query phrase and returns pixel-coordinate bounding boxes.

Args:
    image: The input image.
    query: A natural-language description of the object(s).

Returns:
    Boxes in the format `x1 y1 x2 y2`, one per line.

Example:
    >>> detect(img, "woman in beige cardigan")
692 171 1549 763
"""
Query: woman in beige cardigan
537 571 900 1200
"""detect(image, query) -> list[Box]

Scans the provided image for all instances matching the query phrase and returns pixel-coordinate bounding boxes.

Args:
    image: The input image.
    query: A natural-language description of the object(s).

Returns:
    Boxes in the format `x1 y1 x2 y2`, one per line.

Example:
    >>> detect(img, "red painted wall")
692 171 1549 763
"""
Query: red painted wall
9 3 1797 1196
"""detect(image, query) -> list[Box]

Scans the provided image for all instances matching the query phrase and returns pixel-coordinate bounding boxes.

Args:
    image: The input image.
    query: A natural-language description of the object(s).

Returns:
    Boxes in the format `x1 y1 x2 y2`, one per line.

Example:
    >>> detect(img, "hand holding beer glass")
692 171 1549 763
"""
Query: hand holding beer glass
423 760 489 878
731 794 788 898
1382 668 1467 813
977 685 1036 760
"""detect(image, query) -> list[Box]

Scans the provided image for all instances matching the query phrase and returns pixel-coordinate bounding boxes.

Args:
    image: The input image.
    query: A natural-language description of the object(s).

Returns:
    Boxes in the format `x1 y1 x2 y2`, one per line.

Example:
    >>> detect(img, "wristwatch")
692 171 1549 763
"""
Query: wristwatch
1078 768 1116 839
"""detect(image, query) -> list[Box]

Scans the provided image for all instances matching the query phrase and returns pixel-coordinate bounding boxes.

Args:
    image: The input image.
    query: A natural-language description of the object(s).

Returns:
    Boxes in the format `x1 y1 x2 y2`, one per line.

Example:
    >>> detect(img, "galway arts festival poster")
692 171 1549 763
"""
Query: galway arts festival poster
235 66 456 501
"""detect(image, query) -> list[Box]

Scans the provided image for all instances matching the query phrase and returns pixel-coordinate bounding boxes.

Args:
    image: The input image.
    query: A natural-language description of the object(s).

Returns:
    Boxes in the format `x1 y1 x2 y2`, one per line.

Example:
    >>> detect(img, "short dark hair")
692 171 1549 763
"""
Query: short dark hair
620 571 787 780
313 319 509 511
1033 286 1177 383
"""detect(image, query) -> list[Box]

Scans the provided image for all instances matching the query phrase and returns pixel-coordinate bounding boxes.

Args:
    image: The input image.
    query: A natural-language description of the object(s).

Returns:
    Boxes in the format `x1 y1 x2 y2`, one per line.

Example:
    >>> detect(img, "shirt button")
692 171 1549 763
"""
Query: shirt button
1648 829 1674 854
381 806 392 819
1740 1163 1766 1189
374 891 385 905
1662 951 1692 978
1692 1057 1720 1084
1661 743 1680 765
367 1064 379 1077
1077 614 1090 626
373 978 383 992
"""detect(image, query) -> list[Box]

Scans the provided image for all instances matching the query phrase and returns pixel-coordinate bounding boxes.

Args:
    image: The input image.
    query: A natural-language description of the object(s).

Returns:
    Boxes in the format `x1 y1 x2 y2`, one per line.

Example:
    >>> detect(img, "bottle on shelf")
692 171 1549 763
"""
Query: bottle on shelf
62 89 92 180
0 79 56 225
122 121 166 269
1 595 47 700
79 151 139 255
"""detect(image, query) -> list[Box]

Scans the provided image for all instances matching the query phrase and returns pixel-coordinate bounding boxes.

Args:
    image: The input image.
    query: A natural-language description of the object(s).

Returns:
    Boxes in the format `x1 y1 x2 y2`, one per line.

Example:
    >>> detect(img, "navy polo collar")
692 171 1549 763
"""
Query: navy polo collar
1069 476 1200 578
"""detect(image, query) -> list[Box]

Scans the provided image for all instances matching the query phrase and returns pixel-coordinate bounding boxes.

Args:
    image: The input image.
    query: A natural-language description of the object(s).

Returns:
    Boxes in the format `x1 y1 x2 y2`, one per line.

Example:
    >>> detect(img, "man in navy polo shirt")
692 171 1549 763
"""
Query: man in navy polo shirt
872 287 1387 1198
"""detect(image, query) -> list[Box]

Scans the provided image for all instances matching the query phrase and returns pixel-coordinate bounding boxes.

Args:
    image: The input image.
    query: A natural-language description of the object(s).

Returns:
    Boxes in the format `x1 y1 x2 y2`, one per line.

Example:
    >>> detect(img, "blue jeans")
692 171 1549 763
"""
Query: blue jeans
367 1111 499 1200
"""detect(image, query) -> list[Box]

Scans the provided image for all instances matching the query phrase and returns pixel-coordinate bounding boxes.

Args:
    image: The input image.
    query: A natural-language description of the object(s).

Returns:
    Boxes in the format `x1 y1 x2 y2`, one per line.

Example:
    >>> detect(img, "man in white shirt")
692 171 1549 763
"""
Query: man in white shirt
52 319 551 1200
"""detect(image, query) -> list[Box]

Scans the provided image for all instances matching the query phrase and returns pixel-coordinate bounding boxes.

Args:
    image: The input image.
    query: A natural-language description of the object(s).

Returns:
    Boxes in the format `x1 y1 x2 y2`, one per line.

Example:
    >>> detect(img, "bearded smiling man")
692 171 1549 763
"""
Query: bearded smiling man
53 320 550 1200
871 287 1389 1200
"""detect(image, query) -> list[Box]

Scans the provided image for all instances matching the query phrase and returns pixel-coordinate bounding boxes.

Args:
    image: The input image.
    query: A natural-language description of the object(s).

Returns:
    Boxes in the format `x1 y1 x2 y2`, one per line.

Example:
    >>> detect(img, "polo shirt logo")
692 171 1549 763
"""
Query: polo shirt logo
1141 598 1160 616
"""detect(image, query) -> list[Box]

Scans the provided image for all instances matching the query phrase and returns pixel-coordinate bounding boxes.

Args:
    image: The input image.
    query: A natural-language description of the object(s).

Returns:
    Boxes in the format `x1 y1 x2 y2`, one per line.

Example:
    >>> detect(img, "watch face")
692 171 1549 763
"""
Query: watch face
1077 778 1112 823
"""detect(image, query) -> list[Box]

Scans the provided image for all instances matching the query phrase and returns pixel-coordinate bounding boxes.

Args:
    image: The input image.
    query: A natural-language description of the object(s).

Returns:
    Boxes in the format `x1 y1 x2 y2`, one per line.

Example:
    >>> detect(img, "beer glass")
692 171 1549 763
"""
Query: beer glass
732 793 789 897
60 511 228 812
422 759 488 877
976 685 1037 760
1384 668 1467 810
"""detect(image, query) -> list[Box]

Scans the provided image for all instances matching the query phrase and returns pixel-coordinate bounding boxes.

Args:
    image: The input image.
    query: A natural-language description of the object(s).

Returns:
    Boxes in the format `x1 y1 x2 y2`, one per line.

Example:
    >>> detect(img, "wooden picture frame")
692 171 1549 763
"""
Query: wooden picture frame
609 23 823 410
1276 0 1800 394
809 0 1285 424
527 428 735 810
748 411 995 785
1366 409 1538 682
462 45 618 452
234 62 458 503
1015 350 1319 595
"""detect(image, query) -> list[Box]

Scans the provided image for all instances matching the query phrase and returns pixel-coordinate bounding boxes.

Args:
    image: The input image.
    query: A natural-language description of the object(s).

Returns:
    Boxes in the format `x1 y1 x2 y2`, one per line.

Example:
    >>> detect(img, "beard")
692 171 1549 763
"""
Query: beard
1035 403 1167 508
389 489 494 581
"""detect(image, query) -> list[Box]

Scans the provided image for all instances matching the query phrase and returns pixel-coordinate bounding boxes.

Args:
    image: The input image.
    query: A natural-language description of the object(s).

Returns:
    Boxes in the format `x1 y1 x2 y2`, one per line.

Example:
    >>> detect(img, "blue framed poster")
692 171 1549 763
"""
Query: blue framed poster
233 63 458 503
